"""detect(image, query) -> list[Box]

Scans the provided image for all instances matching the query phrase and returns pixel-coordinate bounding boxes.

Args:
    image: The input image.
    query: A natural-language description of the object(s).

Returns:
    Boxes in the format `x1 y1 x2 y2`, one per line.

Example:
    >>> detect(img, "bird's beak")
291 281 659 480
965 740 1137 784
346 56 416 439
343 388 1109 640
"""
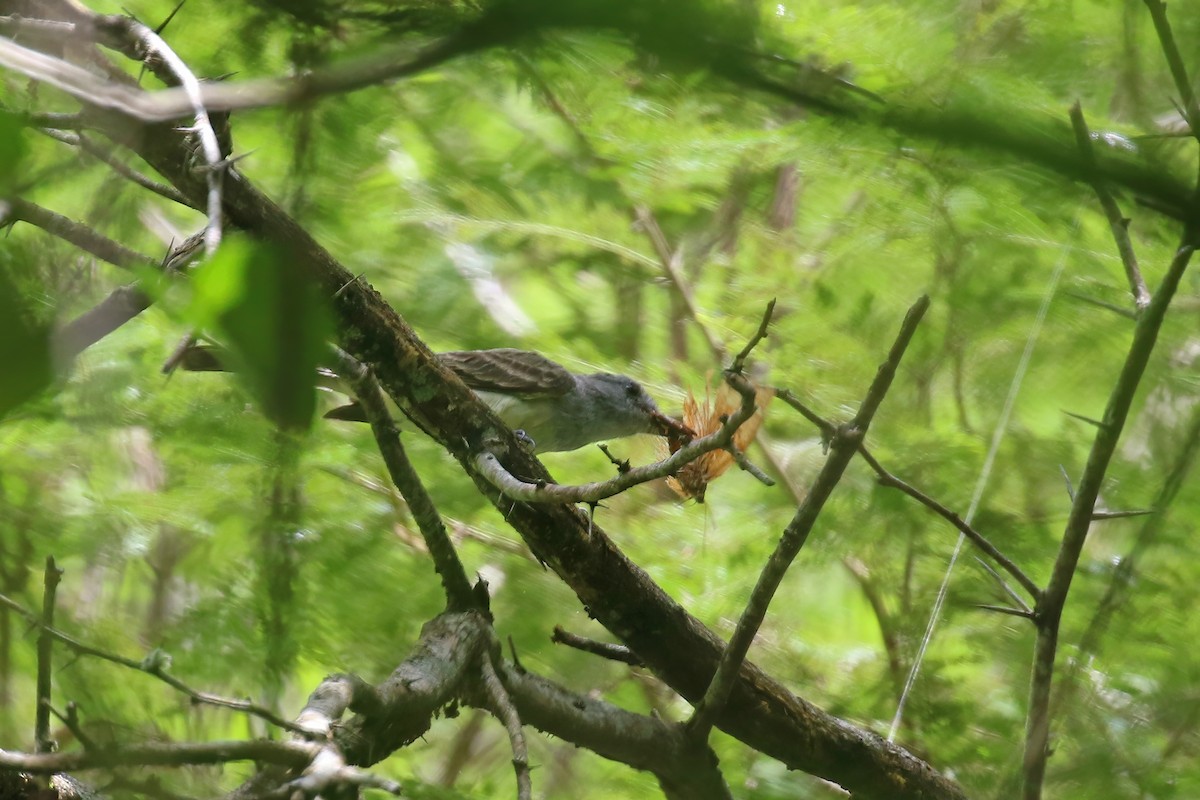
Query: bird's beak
649 409 696 447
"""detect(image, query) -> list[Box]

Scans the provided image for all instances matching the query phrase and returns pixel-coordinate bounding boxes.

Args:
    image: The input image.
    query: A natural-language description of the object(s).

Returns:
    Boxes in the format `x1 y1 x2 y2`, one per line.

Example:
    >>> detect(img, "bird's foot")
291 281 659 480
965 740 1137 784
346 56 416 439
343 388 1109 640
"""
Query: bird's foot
513 429 537 451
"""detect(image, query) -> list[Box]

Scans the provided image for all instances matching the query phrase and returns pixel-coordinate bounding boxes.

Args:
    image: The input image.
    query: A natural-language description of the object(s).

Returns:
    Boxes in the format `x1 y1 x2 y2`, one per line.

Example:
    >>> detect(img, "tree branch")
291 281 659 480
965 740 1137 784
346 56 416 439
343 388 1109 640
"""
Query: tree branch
0 739 316 774
687 295 930 739
480 653 532 800
330 347 476 611
774 388 1041 601
34 556 62 754
1022 239 1195 800
1068 102 1149 310
0 591 311 737
41 129 196 208
3 197 157 270
495 664 732 800
1143 0 1200 144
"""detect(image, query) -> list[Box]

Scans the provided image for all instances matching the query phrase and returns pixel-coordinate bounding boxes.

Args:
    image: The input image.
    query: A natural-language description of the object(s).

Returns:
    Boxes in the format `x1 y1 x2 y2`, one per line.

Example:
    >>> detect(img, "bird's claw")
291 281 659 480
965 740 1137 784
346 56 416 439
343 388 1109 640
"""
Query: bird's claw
513 429 537 451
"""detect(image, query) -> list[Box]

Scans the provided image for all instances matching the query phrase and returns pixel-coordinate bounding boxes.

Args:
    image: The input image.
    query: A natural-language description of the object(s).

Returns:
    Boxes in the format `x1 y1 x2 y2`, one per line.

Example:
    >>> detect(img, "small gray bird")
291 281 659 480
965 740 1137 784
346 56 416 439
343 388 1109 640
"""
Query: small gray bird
180 345 693 453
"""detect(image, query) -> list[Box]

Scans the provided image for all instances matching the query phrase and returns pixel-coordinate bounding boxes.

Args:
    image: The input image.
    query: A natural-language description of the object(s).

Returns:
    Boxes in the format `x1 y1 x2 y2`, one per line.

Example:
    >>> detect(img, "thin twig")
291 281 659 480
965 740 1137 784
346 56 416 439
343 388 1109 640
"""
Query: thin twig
1062 290 1139 320
726 444 775 486
4 197 158 270
1062 410 1107 429
859 445 1040 600
120 17 224 257
686 296 930 740
552 627 644 667
1022 241 1195 800
0 739 316 773
1068 103 1150 310
633 205 728 358
730 299 776 372
973 557 1033 616
60 129 196 207
0 591 310 736
47 702 95 750
1091 508 1154 521
35 556 62 753
331 347 475 611
774 387 1041 600
480 654 532 800
596 444 631 474
975 604 1035 620
1143 0 1200 144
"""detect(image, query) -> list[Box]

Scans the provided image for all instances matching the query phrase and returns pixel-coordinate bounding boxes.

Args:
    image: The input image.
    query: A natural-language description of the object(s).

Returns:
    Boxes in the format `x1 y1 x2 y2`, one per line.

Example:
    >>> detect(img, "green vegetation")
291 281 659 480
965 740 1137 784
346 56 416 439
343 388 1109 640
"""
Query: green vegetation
1 1 1199 798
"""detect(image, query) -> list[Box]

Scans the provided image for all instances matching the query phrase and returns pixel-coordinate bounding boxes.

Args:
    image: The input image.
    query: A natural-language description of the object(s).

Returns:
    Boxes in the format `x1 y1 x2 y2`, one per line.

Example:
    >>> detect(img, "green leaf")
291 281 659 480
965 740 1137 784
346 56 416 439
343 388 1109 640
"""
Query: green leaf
189 236 332 431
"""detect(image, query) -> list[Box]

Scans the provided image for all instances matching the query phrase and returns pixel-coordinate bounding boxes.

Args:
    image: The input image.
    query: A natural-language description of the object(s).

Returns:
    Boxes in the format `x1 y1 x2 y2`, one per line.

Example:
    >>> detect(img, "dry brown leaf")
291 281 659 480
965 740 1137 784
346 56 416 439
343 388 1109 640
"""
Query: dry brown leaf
663 378 773 502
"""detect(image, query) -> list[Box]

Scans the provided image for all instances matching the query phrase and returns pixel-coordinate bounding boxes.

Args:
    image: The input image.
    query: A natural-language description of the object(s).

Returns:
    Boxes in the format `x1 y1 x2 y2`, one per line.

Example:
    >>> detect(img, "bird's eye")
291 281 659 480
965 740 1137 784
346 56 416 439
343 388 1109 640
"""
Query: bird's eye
625 382 640 397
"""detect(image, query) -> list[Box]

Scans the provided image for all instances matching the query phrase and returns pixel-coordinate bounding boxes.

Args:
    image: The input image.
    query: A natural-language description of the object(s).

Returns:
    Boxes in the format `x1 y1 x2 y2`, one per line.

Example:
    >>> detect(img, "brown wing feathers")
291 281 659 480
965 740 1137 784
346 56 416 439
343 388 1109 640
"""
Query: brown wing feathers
437 349 575 396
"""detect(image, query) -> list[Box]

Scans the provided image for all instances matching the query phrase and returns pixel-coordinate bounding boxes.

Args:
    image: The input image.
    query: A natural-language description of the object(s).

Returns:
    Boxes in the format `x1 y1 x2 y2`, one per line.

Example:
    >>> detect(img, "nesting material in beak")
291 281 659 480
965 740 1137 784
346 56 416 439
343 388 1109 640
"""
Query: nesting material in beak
662 379 773 502
650 409 697 445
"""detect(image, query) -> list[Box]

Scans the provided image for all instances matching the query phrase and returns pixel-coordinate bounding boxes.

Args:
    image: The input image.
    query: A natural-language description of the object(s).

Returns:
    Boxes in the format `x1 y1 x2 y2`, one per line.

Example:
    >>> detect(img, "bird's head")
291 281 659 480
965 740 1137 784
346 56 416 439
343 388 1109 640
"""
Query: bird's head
584 373 696 443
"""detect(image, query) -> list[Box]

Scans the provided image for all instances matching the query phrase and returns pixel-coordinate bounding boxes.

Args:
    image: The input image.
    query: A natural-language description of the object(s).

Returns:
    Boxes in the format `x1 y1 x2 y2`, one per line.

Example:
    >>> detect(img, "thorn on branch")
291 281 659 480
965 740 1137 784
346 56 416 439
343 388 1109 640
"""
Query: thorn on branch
1062 410 1109 429
974 603 1035 620
1059 464 1076 501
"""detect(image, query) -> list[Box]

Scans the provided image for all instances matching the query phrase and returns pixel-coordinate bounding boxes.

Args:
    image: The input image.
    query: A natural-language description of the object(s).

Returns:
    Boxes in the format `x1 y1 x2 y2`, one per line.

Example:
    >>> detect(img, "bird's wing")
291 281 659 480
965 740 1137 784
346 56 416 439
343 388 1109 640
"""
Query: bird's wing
437 349 574 396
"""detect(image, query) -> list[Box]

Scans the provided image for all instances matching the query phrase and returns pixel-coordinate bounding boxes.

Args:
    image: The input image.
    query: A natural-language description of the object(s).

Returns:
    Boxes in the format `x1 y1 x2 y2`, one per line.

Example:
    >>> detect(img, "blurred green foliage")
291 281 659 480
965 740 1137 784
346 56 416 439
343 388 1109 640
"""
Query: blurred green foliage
1 0 1199 797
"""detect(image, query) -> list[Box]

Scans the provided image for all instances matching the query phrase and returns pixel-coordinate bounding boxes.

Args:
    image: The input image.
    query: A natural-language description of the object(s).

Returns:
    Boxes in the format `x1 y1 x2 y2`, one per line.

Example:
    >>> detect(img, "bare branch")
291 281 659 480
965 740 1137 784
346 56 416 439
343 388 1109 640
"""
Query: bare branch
0 28 468 122
330 347 476 611
1143 0 1200 143
54 283 152 364
47 702 95 751
975 604 1035 620
0 739 316 774
1068 102 1149 310
730 299 775 373
0 591 311 736
1062 290 1139 320
35 556 62 753
480 654 532 800
774 388 1041 601
4 197 157 270
687 295 930 740
725 444 775 486
41 129 196 208
974 557 1033 616
115 17 224 257
857 443 1041 600
1091 508 1154 521
1022 240 1195 800
496 664 732 800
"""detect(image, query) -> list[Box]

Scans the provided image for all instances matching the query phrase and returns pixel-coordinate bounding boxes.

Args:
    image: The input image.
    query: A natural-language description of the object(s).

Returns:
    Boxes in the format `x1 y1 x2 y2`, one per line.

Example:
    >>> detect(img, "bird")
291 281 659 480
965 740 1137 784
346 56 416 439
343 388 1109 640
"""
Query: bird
177 345 693 453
